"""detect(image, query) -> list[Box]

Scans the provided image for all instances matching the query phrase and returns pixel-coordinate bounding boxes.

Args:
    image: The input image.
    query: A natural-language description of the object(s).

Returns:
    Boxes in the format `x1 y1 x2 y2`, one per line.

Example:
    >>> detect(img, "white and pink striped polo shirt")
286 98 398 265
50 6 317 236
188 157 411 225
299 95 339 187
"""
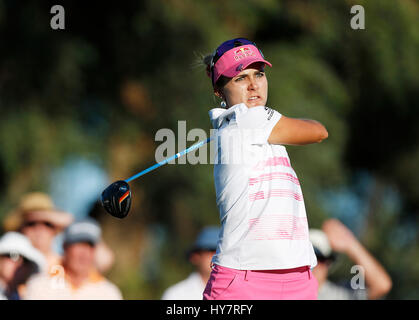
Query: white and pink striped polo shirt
209 103 317 270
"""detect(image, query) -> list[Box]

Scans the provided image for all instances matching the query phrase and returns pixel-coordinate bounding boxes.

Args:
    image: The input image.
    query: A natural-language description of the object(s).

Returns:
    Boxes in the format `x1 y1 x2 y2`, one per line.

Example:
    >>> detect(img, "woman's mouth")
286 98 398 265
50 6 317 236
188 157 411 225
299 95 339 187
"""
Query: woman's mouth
248 96 260 102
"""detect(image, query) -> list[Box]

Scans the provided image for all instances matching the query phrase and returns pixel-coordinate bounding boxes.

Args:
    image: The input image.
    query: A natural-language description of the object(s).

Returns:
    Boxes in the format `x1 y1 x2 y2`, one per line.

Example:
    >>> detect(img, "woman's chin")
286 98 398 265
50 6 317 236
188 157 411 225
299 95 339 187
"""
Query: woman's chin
245 100 265 108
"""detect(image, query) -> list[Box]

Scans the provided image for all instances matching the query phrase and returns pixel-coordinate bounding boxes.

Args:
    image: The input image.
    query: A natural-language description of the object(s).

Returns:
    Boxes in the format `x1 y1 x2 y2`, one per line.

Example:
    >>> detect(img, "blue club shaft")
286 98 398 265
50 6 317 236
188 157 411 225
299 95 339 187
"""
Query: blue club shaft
124 136 213 183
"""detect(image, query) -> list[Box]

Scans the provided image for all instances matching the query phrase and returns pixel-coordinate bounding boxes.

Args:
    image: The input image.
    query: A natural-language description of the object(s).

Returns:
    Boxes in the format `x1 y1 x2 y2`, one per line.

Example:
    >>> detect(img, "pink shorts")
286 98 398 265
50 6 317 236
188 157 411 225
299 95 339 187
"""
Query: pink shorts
203 264 318 300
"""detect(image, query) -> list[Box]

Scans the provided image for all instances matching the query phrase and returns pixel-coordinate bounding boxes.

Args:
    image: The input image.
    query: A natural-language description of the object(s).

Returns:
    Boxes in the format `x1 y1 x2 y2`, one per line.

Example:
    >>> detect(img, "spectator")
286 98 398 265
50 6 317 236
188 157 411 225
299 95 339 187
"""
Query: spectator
0 232 46 300
24 218 122 300
162 226 219 300
3 192 73 271
3 192 115 276
310 219 392 300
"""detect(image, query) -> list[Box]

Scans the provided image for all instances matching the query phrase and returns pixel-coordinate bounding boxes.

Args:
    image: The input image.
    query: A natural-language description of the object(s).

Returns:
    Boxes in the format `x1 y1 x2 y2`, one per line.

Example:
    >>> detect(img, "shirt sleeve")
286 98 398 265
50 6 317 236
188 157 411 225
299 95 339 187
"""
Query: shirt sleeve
236 106 281 145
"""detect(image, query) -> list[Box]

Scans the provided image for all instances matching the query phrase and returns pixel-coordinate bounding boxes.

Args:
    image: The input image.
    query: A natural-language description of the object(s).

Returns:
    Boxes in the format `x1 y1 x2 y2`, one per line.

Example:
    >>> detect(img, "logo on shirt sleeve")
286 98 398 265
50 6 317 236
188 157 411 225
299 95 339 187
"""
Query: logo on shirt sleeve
264 106 274 120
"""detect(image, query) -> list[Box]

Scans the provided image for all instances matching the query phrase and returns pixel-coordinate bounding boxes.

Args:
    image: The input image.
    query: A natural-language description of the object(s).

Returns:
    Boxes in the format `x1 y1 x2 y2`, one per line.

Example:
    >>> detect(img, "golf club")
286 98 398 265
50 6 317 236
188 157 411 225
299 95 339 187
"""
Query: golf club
101 136 212 219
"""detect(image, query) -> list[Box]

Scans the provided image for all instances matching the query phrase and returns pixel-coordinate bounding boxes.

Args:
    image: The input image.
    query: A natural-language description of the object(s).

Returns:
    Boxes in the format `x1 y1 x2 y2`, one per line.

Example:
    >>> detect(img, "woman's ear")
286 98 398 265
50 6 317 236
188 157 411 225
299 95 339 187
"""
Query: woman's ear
214 89 223 100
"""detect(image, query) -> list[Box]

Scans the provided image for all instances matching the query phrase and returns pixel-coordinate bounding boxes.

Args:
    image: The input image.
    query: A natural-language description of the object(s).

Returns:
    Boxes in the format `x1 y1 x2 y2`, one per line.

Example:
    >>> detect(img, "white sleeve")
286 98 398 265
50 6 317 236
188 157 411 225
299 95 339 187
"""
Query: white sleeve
236 106 282 145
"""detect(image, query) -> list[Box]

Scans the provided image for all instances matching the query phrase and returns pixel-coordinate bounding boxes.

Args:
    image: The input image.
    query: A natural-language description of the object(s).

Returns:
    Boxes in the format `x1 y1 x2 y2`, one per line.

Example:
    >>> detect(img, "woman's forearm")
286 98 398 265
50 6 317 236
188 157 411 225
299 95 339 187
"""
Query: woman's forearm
346 241 393 299
268 116 329 145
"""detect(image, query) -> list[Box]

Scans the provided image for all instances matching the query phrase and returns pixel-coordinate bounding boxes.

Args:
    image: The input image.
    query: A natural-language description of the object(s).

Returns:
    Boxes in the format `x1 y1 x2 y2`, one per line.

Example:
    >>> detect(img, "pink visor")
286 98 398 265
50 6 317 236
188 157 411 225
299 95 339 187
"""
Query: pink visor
212 44 272 86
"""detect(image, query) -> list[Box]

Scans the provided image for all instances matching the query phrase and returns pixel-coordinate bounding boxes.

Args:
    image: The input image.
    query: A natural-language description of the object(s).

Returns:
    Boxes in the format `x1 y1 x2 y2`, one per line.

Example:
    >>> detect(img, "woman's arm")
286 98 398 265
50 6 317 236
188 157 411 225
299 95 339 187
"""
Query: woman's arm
268 115 328 145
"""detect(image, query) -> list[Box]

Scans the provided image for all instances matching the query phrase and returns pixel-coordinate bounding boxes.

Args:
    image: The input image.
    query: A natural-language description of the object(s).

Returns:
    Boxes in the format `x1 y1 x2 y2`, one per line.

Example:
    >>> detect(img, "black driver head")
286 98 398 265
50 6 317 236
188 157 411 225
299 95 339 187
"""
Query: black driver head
101 180 132 219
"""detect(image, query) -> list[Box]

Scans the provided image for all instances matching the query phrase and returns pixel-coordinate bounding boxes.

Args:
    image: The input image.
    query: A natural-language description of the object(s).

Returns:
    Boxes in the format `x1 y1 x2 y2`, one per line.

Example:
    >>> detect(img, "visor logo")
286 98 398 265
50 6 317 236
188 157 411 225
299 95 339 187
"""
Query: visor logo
234 47 255 61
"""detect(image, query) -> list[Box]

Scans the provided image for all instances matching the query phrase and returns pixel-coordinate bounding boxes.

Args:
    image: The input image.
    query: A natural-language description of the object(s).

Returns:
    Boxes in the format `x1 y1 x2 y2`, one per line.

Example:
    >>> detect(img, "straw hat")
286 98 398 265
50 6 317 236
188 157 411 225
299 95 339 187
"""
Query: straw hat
3 192 74 232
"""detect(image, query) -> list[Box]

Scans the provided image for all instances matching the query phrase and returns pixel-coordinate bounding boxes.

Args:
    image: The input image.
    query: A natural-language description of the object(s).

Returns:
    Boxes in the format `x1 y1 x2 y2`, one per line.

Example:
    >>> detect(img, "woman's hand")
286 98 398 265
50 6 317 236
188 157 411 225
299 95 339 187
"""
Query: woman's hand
322 219 358 255
268 115 328 145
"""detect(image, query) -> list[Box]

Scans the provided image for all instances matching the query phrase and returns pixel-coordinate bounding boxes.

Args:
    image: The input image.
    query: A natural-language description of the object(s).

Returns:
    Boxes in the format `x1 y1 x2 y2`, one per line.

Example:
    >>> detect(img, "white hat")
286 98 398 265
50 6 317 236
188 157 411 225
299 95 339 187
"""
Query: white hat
0 232 46 273
309 229 333 259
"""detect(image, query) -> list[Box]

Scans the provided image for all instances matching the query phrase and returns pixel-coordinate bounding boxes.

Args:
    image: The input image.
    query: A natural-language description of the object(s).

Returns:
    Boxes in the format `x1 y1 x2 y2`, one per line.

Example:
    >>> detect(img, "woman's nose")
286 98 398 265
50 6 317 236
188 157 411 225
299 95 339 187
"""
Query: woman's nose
248 76 258 90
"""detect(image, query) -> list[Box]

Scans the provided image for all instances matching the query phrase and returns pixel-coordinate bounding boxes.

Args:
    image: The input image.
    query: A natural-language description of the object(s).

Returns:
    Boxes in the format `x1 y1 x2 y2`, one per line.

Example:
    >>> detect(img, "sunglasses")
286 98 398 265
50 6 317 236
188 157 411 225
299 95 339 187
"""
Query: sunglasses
22 221 56 229
210 38 266 86
0 252 22 262
314 248 336 264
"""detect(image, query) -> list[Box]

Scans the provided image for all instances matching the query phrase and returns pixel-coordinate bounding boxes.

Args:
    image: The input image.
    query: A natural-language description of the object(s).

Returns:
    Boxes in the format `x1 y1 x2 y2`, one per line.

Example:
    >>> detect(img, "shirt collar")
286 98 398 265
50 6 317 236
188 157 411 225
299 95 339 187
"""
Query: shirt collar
208 103 247 129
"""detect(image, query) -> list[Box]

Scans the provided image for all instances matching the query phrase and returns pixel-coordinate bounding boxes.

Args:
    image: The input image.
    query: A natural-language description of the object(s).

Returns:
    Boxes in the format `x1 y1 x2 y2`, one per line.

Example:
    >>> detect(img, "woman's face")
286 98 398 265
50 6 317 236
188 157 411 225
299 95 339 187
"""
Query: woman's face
218 62 268 109
21 220 57 253
64 242 95 277
0 254 23 284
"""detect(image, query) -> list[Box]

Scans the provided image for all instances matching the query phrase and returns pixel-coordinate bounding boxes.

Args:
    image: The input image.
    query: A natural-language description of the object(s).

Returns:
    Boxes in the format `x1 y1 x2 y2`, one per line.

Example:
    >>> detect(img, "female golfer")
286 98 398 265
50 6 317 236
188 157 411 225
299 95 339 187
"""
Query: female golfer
202 38 328 300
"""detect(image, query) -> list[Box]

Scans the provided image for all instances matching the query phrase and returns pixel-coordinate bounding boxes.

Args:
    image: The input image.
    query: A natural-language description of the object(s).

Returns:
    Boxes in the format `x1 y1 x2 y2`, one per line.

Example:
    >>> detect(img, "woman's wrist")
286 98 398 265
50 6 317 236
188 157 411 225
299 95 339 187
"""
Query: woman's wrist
344 239 365 261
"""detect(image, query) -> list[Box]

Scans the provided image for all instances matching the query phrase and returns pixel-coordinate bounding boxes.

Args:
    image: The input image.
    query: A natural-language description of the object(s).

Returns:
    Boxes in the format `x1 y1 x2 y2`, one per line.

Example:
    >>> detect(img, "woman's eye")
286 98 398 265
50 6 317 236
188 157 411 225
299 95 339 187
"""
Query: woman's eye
256 72 265 77
235 76 244 82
